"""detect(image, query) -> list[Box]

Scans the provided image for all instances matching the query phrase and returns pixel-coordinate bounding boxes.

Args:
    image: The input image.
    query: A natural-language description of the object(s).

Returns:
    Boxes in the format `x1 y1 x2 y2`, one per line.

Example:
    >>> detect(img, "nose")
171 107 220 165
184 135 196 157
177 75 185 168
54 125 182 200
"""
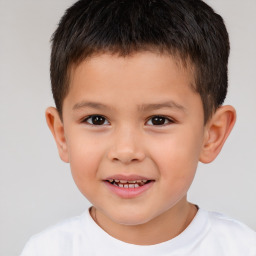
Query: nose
107 126 146 164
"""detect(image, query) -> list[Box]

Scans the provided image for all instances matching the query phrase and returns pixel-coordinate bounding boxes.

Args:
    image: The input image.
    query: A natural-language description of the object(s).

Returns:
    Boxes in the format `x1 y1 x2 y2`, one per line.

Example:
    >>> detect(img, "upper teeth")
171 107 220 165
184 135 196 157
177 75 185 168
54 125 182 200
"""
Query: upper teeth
107 179 150 188
108 179 147 184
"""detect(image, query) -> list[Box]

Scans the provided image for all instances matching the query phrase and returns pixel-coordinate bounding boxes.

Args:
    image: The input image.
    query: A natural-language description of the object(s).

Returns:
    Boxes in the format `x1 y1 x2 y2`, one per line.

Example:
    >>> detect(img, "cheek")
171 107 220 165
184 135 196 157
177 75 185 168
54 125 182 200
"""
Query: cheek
66 134 104 189
151 130 202 181
155 137 199 202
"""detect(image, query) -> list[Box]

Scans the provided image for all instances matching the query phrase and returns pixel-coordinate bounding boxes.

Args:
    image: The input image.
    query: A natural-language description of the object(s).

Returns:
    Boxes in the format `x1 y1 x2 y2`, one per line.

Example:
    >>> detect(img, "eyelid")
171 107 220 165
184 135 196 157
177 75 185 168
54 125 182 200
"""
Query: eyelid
80 114 175 126
145 115 175 126
82 115 110 125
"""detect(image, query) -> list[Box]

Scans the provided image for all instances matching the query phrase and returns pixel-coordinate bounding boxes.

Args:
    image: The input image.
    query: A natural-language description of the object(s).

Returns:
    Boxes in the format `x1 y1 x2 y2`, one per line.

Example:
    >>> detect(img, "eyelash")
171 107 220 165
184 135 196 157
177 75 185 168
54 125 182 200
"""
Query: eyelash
83 115 110 126
82 115 175 126
146 115 174 126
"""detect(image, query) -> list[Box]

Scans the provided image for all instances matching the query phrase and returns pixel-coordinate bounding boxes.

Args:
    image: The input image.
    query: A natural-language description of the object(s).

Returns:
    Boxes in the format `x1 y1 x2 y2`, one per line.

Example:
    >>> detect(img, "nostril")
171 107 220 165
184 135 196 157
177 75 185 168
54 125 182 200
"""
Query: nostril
109 153 145 164
107 145 146 164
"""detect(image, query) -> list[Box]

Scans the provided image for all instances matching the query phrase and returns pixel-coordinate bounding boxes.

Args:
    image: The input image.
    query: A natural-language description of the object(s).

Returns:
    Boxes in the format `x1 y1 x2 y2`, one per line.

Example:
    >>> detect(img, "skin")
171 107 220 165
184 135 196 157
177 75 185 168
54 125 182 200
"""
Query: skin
46 52 236 245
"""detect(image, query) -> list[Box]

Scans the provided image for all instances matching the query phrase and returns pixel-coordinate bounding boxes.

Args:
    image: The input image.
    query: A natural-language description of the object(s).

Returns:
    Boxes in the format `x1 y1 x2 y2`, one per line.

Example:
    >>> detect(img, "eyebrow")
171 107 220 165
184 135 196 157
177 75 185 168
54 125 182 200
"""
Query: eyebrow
138 101 186 112
73 100 186 112
73 101 109 111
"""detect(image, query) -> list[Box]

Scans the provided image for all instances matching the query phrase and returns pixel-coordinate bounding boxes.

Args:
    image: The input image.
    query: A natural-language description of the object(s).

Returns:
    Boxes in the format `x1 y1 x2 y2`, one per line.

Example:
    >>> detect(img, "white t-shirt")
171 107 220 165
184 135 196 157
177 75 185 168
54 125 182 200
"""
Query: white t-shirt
20 207 256 256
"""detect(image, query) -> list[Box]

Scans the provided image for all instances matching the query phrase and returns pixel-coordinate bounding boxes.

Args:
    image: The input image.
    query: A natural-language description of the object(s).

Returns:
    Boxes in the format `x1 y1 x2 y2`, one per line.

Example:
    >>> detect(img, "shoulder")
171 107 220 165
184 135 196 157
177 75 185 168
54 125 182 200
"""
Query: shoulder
20 211 89 256
202 210 256 255
207 210 256 237
33 212 86 241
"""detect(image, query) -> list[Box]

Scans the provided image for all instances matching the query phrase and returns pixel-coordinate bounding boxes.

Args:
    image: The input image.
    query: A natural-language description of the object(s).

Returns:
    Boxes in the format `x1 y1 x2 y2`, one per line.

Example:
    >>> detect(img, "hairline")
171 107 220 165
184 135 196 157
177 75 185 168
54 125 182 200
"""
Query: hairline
59 48 213 124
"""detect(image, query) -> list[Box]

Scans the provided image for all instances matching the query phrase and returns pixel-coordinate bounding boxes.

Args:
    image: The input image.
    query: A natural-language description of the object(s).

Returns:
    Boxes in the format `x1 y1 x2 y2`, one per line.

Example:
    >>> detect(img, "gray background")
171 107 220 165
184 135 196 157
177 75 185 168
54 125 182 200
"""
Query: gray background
0 0 255 255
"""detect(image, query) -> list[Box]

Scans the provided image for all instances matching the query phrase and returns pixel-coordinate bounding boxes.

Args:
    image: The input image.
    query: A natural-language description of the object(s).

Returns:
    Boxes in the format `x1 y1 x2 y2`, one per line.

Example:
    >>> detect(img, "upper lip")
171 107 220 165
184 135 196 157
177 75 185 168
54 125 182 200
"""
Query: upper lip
104 174 154 181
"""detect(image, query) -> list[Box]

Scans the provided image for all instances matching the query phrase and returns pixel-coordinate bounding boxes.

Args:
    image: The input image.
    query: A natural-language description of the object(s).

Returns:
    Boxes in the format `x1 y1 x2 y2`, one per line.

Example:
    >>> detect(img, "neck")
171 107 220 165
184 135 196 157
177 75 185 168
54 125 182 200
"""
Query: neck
90 199 198 245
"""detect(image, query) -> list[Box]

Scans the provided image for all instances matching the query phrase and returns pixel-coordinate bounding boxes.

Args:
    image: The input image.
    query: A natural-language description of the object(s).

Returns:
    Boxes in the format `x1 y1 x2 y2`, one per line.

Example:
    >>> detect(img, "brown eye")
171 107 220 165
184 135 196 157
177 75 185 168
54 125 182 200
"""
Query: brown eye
147 116 172 126
85 115 109 125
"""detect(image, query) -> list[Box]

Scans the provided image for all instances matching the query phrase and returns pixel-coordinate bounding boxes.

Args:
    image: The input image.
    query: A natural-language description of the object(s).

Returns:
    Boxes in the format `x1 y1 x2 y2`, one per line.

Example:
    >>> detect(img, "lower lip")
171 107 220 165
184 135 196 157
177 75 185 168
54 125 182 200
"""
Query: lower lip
104 181 154 199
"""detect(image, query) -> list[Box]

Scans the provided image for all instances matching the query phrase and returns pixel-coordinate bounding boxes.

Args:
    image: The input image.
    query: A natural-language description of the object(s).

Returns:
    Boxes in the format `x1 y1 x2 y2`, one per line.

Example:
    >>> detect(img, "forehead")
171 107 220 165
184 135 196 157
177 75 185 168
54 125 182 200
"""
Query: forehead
64 52 198 112
69 51 195 89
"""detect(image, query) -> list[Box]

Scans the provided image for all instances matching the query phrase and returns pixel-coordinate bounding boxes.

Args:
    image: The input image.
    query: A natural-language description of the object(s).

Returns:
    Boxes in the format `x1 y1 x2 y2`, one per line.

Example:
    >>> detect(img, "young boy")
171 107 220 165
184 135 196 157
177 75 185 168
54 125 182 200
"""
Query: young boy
21 0 256 255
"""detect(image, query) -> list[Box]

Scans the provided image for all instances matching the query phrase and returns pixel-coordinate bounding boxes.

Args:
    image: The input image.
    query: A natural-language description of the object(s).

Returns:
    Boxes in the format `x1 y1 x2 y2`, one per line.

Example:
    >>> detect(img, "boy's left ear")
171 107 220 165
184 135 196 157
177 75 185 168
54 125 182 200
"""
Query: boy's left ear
199 105 236 163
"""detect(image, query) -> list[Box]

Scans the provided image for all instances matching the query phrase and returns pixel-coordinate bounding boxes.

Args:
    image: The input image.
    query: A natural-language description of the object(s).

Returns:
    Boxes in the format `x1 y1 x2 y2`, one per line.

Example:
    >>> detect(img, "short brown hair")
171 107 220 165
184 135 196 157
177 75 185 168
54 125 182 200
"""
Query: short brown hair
50 0 230 122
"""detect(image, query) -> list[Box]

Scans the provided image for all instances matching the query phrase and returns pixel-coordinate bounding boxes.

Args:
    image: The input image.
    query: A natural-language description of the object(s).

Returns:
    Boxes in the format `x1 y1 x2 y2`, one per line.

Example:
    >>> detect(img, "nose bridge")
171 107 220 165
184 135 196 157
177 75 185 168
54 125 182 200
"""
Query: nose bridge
107 123 145 164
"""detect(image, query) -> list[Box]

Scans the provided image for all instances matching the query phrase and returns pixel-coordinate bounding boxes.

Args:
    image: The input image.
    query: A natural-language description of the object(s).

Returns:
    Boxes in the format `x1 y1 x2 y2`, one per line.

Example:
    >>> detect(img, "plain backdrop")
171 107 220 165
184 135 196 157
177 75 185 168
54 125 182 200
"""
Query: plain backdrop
0 0 255 255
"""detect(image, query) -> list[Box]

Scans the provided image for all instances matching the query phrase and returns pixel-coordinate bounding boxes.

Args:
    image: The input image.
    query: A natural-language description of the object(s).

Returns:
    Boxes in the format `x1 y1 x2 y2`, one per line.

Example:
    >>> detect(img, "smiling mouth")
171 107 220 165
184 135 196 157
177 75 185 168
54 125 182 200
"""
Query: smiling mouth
106 179 152 188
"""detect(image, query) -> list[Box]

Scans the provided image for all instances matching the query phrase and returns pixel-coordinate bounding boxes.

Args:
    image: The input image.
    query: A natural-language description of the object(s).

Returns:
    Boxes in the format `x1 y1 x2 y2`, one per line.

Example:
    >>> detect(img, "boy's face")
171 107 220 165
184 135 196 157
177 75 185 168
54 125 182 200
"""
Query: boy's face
60 52 206 225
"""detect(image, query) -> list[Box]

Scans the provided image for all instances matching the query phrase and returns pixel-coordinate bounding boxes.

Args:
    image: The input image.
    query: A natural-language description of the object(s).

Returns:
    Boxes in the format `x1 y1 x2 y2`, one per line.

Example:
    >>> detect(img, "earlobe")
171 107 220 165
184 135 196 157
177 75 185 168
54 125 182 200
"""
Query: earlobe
45 107 69 163
199 105 236 164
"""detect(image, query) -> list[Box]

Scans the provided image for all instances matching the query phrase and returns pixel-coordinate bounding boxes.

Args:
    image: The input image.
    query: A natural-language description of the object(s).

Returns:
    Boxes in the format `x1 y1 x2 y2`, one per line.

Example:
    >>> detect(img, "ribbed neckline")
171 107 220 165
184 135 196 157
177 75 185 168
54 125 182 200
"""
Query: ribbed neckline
81 206 210 255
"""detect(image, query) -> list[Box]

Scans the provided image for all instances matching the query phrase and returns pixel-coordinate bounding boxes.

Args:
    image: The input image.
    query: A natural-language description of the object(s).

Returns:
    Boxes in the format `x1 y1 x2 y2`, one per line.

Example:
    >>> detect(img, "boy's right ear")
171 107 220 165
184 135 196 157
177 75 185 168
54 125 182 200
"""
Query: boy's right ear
45 107 69 163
